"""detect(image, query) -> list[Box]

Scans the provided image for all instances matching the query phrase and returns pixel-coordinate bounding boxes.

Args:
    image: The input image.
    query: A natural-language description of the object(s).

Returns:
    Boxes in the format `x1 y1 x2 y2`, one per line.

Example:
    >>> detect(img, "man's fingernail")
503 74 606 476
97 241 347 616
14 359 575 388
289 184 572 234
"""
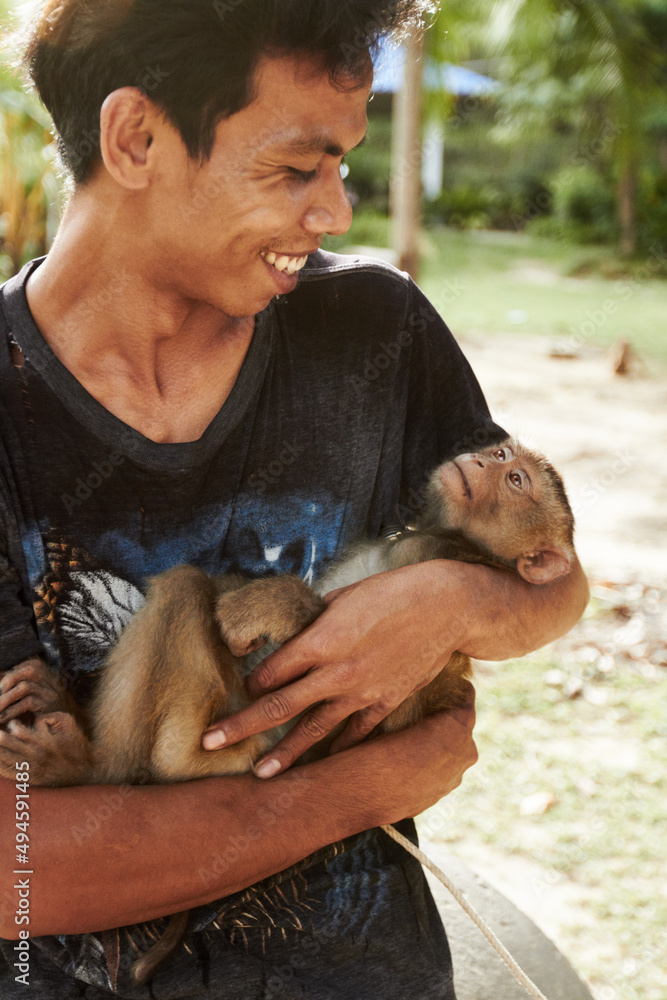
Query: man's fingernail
203 730 227 750
255 757 281 779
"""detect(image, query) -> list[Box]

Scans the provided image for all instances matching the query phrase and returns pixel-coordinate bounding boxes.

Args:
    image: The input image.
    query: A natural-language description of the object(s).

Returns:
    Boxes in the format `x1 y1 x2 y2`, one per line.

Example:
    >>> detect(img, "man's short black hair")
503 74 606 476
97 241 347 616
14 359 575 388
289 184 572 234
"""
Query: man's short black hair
24 0 434 184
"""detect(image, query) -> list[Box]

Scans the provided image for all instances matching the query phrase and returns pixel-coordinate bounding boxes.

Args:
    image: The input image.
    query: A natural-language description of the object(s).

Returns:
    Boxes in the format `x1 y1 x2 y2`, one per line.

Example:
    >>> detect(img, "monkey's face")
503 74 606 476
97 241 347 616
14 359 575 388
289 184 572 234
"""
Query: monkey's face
430 440 575 583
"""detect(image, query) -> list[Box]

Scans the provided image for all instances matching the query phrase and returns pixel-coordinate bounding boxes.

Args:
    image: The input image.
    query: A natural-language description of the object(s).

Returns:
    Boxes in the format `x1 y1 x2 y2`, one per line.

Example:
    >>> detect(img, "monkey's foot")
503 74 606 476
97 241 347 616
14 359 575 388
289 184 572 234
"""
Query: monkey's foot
0 713 94 786
216 576 326 657
0 658 70 723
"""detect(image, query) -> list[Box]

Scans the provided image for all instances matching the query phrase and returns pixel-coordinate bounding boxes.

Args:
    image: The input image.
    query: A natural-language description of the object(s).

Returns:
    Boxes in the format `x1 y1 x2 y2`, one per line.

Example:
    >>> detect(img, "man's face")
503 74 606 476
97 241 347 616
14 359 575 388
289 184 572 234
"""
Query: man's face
150 53 371 317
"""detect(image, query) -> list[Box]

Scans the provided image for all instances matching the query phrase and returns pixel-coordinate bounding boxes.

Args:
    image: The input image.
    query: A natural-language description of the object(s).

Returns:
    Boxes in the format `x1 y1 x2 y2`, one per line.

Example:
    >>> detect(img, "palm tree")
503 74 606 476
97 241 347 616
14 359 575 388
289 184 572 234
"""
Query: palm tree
462 0 663 255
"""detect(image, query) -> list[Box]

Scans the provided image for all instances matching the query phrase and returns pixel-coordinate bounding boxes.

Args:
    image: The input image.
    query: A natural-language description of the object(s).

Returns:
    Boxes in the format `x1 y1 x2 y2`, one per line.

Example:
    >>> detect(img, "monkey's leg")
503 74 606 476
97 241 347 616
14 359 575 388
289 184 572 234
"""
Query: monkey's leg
216 575 326 657
0 712 94 785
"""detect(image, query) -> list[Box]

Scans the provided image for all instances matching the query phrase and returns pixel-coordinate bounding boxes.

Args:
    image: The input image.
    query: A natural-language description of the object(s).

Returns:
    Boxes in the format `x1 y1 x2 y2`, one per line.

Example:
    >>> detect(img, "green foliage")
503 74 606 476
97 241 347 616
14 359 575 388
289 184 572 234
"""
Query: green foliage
322 208 390 252
0 10 62 280
427 0 667 255
343 106 392 213
529 163 617 244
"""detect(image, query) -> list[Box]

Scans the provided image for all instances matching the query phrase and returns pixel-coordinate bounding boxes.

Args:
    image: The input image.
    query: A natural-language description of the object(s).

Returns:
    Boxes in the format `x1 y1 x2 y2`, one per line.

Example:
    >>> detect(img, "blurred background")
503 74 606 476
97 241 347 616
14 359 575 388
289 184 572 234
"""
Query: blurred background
1 1 666 997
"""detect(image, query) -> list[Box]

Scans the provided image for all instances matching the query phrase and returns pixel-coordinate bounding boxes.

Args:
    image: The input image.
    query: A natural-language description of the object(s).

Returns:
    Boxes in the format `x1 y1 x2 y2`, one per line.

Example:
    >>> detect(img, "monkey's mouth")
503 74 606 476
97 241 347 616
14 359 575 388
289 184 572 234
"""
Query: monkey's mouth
453 461 472 500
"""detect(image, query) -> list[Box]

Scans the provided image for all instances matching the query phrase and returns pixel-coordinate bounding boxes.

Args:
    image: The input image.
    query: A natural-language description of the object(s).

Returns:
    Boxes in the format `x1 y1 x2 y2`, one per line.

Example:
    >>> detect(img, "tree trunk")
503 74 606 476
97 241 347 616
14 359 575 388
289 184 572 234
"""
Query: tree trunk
617 157 637 258
390 27 424 280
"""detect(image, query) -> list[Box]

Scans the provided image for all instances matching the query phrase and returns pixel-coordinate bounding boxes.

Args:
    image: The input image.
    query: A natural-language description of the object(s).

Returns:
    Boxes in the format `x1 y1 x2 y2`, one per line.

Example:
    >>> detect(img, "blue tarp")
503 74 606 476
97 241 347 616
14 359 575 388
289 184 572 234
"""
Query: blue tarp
372 39 499 96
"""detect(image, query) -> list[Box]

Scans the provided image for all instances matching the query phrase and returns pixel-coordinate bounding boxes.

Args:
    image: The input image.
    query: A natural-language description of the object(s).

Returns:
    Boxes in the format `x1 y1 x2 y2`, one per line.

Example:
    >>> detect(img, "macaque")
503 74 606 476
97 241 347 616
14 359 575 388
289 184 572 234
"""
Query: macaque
0 437 575 984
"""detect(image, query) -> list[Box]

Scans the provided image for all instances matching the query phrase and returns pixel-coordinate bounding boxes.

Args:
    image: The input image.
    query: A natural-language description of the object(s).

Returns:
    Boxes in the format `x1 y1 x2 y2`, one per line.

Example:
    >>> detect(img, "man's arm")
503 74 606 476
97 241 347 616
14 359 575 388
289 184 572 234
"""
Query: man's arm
0 694 476 939
204 556 589 770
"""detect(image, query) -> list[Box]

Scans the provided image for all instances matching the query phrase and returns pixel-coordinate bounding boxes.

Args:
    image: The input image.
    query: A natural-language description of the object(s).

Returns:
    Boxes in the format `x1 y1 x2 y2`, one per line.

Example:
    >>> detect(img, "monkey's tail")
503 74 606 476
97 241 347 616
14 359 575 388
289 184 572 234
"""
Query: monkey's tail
129 910 190 987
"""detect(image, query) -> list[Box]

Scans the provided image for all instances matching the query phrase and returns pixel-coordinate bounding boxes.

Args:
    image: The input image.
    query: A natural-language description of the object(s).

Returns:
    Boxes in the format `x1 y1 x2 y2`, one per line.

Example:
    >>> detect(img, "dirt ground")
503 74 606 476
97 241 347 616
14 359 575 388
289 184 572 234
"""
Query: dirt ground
422 331 667 992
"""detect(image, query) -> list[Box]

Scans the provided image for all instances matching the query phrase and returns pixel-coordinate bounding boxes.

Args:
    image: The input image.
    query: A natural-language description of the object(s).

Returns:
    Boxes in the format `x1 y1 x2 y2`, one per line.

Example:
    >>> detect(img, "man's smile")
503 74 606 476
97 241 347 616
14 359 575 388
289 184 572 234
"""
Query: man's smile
260 250 310 275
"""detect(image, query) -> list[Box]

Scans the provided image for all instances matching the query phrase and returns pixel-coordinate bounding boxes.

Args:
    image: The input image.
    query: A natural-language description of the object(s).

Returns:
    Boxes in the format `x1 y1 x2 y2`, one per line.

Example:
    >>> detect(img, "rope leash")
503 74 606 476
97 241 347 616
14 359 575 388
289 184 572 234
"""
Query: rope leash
380 824 550 1000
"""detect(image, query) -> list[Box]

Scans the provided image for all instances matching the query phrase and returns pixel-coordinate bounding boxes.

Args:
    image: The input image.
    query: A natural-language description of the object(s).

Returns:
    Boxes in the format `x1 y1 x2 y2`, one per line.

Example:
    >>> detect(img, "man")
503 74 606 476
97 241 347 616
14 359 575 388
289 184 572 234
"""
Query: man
0 1 588 996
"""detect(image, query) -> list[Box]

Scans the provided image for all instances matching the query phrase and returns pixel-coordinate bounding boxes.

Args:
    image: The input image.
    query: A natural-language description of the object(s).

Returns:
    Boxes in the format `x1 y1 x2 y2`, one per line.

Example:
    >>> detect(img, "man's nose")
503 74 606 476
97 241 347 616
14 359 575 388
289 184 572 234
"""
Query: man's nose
301 166 353 236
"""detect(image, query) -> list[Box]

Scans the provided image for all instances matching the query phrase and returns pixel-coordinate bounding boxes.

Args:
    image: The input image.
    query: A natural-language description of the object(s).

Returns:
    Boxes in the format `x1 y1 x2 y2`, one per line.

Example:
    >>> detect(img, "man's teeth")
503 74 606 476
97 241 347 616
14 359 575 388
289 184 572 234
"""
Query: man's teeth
261 252 309 275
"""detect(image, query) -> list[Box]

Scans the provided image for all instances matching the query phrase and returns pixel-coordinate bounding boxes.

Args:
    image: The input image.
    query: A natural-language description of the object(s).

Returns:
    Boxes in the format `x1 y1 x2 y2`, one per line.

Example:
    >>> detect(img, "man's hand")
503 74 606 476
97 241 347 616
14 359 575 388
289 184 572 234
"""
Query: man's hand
203 554 588 777
203 563 468 776
361 684 478 822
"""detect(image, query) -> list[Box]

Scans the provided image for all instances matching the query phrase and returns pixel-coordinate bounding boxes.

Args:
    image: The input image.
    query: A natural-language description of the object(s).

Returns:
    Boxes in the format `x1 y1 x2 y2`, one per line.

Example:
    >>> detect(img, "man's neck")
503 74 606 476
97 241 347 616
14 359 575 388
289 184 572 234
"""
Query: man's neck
23 196 256 444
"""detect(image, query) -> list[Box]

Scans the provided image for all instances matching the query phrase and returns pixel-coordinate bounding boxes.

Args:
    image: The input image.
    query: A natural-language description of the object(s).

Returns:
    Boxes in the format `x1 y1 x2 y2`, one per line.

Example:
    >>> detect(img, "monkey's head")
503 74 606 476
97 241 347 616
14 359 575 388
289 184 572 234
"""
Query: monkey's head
426 438 575 585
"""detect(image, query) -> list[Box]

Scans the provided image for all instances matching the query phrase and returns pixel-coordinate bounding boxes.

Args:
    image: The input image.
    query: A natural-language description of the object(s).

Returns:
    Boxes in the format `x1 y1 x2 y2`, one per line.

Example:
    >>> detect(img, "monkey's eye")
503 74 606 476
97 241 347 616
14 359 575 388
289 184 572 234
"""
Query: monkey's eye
508 471 524 489
492 447 512 462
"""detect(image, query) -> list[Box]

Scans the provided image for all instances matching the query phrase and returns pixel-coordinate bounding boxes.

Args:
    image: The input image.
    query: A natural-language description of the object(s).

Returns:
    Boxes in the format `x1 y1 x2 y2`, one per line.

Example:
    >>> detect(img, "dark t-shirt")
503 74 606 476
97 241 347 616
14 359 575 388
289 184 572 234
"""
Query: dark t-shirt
0 251 505 998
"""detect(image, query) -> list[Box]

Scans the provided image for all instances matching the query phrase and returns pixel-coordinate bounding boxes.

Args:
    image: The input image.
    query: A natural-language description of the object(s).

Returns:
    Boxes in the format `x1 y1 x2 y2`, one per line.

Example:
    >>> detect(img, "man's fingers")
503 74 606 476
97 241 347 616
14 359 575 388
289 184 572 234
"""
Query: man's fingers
252 704 343 778
328 706 389 755
203 672 328 749
245 638 317 699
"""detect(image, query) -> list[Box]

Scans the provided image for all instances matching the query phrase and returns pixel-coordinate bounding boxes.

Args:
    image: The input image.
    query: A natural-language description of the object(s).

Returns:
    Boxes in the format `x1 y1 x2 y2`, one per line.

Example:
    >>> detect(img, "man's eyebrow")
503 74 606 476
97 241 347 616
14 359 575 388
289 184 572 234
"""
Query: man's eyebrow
276 132 367 157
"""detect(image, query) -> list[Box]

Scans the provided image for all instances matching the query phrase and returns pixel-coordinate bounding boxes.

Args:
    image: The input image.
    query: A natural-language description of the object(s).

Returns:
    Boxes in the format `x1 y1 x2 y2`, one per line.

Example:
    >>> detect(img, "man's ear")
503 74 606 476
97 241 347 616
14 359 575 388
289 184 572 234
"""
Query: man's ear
99 87 158 190
516 547 572 585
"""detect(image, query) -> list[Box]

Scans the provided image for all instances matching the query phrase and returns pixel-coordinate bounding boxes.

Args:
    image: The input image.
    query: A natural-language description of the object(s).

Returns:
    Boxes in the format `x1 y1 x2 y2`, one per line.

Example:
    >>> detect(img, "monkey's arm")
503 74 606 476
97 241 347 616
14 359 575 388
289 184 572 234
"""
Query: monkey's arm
0 697 476 938
204 555 589 771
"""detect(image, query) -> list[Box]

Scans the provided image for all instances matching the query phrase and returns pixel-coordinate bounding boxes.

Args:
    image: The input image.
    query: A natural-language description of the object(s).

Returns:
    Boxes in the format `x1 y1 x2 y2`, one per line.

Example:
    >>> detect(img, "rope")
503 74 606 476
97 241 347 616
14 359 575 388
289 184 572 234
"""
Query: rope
380 824 551 1000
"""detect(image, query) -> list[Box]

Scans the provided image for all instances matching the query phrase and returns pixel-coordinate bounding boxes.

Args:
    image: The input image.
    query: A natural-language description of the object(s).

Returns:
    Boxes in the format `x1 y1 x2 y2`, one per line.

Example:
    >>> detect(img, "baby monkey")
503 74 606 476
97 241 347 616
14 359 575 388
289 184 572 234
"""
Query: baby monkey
0 437 575 984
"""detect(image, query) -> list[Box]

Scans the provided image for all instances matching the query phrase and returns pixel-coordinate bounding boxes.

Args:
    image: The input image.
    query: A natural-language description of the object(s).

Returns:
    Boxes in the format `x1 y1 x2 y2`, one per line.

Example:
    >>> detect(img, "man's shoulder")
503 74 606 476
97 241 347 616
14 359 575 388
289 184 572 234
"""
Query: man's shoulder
299 248 410 289
286 249 419 338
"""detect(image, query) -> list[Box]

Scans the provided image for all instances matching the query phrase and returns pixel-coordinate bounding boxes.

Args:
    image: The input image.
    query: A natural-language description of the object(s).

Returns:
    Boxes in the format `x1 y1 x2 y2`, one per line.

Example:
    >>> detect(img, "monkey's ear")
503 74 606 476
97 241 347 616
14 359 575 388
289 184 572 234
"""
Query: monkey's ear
516 547 571 585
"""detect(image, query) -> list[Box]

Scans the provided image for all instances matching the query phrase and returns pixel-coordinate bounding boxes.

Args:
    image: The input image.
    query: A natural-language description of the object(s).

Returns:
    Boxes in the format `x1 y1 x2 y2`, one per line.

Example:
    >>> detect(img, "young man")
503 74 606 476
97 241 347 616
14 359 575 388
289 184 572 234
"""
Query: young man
0 1 589 996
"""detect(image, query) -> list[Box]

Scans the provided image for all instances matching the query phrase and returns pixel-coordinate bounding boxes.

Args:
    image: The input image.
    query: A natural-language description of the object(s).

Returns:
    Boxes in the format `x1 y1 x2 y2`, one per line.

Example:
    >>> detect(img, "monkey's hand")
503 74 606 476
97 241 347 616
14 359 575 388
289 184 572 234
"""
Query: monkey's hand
0 658 74 723
0 713 94 786
216 576 326 657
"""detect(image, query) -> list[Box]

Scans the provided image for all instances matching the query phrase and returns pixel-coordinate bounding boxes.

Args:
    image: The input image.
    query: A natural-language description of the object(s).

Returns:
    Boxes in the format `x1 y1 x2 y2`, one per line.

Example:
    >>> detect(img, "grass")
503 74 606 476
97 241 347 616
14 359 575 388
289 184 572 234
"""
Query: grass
418 649 667 1000
325 221 667 368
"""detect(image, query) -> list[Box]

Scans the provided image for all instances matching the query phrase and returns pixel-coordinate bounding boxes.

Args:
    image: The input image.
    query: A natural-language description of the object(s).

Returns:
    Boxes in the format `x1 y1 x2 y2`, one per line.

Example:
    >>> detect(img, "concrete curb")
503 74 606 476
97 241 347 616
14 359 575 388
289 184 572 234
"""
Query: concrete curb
425 853 594 1000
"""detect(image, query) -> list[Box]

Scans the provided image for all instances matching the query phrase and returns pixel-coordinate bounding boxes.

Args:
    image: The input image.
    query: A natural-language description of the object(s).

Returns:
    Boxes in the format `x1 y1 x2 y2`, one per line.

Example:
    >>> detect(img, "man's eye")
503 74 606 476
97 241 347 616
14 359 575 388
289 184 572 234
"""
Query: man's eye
287 167 317 182
340 160 350 180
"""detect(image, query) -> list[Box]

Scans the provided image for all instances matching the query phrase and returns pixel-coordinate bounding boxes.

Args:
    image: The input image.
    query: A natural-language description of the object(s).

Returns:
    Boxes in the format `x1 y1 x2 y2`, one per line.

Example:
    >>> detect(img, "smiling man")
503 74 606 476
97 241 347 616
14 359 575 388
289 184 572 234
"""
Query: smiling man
0 1 588 997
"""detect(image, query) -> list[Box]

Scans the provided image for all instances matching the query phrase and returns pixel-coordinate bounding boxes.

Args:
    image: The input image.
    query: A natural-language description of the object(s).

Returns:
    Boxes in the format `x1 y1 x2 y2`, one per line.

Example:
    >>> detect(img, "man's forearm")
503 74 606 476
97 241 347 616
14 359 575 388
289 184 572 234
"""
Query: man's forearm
421 555 589 661
0 705 476 938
